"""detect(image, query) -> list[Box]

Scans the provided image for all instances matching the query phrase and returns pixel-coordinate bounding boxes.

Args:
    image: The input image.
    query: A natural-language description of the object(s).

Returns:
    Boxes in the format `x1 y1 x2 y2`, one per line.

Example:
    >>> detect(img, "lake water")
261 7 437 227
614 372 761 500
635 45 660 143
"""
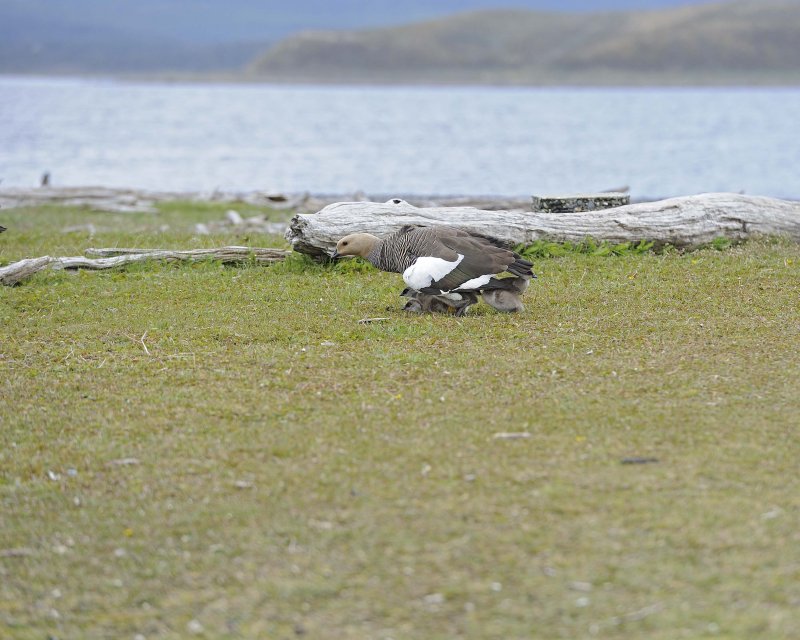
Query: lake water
1 76 799 199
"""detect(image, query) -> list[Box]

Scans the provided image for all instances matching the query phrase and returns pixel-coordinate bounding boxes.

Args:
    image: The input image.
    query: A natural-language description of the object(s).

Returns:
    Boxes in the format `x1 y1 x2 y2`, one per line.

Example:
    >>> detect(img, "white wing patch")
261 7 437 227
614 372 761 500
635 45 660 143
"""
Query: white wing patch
403 254 464 291
456 274 496 291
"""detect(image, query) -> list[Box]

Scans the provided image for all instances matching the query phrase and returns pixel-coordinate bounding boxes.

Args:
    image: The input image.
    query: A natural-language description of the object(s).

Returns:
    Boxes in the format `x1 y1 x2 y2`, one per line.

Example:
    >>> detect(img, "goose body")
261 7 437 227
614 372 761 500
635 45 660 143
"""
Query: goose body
334 226 534 298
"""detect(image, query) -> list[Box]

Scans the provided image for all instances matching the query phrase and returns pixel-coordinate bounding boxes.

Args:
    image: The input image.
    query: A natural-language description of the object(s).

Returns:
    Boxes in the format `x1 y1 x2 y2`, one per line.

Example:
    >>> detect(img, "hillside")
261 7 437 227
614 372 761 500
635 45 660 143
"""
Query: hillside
0 0 713 74
250 0 800 85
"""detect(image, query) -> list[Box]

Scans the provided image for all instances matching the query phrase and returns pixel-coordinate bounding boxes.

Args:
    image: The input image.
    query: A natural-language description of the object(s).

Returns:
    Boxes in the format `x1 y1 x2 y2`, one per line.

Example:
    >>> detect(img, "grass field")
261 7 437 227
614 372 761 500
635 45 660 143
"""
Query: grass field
1 203 799 639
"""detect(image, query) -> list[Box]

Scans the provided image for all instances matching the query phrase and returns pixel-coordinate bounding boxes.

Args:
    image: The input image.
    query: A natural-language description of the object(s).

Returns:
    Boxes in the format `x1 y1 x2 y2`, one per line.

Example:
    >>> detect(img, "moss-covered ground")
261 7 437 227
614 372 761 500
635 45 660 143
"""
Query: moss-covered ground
1 203 799 639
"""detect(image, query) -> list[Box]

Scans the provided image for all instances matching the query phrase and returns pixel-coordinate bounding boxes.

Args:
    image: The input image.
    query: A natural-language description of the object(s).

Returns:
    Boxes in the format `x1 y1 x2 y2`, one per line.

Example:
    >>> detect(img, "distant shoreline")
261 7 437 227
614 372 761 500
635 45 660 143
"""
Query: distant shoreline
4 187 798 216
3 71 800 89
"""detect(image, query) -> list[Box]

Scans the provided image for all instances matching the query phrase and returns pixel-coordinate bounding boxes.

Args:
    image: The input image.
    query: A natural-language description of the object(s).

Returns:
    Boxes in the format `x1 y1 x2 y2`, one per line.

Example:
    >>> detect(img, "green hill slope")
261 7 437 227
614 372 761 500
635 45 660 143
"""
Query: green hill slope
249 0 800 84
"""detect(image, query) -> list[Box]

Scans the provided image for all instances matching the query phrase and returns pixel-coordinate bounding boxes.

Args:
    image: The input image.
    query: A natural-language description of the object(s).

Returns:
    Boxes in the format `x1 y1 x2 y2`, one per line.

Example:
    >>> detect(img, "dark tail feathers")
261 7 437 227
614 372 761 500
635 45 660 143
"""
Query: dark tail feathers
508 255 534 279
481 274 532 293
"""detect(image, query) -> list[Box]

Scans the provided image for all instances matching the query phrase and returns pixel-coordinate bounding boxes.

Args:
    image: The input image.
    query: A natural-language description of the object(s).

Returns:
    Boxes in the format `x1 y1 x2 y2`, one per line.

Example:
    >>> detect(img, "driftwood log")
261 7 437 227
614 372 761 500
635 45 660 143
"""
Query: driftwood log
0 246 289 286
0 186 317 214
0 186 533 215
286 193 800 258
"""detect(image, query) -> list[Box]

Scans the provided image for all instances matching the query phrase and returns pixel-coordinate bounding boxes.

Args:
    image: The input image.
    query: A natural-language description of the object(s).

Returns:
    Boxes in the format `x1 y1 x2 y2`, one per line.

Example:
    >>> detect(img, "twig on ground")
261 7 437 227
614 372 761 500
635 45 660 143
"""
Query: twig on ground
140 331 151 356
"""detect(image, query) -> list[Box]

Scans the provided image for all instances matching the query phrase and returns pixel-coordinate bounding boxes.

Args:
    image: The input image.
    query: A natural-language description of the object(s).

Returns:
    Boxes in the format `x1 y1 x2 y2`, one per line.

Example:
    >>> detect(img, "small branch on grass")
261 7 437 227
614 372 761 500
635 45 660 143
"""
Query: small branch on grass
83 247 288 263
106 458 141 467
0 246 290 286
610 602 664 625
0 548 36 558
139 331 151 356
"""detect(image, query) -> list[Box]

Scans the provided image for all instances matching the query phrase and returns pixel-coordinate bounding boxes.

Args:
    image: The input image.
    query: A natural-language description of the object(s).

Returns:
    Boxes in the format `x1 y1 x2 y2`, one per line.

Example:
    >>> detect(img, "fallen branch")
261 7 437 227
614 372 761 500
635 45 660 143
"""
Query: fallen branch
0 256 55 285
82 247 289 263
0 246 289 286
139 331 151 356
286 193 800 258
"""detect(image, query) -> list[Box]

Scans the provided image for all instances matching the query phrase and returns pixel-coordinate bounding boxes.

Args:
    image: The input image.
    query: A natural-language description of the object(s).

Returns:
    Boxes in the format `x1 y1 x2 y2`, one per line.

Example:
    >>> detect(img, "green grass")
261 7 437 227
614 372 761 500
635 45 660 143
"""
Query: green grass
1 205 799 639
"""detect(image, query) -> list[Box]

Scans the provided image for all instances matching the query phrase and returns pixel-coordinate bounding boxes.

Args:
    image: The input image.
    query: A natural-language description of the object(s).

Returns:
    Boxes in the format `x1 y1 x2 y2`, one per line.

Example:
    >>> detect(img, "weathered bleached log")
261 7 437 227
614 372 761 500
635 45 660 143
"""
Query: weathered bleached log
0 256 56 286
286 193 800 258
0 246 289 286
415 196 532 211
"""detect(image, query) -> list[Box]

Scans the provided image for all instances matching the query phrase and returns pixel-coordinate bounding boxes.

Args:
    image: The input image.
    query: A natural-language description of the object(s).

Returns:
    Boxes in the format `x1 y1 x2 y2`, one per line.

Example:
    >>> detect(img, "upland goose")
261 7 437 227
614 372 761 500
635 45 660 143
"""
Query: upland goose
400 287 478 316
333 226 534 306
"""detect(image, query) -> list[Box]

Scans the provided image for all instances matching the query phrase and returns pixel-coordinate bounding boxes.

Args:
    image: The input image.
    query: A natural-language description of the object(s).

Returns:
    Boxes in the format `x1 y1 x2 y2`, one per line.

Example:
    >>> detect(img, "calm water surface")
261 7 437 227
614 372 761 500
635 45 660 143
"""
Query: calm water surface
1 76 798 199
